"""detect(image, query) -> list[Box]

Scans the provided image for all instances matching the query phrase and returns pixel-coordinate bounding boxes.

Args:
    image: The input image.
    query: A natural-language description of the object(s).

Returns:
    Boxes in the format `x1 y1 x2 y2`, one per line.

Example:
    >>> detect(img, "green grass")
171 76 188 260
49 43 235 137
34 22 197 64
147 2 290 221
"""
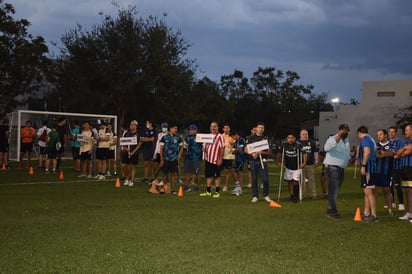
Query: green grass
0 162 411 273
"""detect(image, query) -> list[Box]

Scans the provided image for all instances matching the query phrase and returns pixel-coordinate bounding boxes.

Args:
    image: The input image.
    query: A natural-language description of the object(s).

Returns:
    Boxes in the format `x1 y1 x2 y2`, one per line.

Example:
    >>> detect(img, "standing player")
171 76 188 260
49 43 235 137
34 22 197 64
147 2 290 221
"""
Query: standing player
20 120 36 168
246 122 273 203
152 122 169 181
121 120 142 187
200 121 225 198
279 133 306 202
36 120 50 170
141 120 156 182
0 118 10 169
159 124 184 194
183 124 203 193
222 124 237 192
78 121 94 178
357 125 378 222
230 131 246 196
374 129 395 215
95 122 112 180
299 129 319 199
70 120 81 172
45 123 60 173
388 126 405 211
395 123 412 222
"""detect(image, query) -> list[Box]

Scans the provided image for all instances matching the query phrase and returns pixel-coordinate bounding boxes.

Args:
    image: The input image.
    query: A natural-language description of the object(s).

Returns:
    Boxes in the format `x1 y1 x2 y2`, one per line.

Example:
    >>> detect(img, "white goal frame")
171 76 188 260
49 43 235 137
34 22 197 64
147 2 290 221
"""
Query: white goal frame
10 110 117 162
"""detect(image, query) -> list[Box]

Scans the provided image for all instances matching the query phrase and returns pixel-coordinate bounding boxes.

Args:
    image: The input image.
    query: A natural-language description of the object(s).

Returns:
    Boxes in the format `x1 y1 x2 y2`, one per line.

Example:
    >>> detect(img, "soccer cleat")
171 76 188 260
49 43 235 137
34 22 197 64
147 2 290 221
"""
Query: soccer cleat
222 186 228 192
263 196 272 203
200 191 211 197
212 192 220 198
123 180 129 186
398 204 405 211
399 212 412 220
251 197 258 203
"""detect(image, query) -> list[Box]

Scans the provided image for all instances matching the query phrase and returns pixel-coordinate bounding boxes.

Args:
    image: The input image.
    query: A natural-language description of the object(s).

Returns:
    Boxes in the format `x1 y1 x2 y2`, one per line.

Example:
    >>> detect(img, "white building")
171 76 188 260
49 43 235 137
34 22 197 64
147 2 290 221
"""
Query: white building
316 80 412 149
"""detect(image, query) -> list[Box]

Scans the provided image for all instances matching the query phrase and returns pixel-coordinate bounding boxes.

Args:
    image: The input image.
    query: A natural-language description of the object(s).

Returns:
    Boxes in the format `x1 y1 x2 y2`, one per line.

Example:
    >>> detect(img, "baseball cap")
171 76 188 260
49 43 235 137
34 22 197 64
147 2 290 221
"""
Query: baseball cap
188 124 197 130
161 122 168 128
338 124 350 131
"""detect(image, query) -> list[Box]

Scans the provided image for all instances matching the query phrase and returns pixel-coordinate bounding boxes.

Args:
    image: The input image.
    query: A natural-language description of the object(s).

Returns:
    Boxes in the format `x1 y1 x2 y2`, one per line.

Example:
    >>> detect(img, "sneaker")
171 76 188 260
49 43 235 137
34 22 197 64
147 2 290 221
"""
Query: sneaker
361 212 370 220
399 212 412 220
44 169 49 173
364 215 379 222
264 196 272 203
398 204 405 211
231 189 243 196
200 191 211 197
105 171 111 176
383 205 388 209
172 189 178 195
123 180 129 186
193 187 200 193
246 183 252 188
113 171 117 175
251 197 258 203
183 186 191 192
392 203 396 209
128 181 134 187
212 192 220 198
52 169 57 174
222 186 228 192
94 174 101 179
140 178 149 183
387 210 394 216
78 174 87 178
98 175 105 180
87 174 93 179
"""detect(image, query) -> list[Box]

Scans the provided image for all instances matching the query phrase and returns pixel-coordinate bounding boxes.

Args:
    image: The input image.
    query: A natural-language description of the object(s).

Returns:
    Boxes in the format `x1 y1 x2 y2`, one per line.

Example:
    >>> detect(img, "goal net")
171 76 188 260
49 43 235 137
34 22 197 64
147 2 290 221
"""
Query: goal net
8 110 117 162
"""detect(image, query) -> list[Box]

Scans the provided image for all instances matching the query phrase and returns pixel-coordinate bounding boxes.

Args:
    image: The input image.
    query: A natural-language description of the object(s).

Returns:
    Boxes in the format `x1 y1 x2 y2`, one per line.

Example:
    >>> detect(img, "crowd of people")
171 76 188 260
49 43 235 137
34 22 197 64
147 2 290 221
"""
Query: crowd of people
1 117 412 222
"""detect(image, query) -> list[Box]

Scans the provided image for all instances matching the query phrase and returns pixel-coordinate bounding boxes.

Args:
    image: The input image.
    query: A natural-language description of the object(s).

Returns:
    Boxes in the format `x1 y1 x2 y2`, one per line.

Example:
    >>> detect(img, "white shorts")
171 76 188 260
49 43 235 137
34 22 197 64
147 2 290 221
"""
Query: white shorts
284 168 302 181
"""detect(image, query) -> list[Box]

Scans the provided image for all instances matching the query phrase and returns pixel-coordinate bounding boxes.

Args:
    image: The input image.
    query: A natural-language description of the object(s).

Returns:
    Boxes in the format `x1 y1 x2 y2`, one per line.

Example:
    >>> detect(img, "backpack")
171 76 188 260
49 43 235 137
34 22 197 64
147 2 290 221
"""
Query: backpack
39 128 48 142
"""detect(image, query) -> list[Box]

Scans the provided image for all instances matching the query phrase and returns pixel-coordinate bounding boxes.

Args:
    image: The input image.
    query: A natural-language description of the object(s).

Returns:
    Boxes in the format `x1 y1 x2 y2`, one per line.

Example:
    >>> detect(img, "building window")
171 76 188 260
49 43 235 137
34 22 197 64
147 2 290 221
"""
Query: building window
377 91 395 97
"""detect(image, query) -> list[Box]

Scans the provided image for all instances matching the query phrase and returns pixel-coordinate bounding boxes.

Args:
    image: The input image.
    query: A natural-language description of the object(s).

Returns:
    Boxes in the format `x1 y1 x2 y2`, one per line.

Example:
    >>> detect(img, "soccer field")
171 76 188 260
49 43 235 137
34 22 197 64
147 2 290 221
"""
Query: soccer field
0 162 410 273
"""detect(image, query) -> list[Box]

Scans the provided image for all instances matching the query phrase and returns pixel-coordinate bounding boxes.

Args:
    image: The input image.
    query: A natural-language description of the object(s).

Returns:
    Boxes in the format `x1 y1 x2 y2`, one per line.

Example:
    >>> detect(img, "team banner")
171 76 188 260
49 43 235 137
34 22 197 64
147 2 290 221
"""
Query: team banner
120 137 138 145
246 139 269 154
195 133 215 144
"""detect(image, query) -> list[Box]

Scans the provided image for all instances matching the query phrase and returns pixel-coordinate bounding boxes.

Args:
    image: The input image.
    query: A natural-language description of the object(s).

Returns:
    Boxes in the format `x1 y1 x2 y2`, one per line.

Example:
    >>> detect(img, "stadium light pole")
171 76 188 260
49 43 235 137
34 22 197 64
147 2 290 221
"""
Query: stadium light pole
331 97 340 112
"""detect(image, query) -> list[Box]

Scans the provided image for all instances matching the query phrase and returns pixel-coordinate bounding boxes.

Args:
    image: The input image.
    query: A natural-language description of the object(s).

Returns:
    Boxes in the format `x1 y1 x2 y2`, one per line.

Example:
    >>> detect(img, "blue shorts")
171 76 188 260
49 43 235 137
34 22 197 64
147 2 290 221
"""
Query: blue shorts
184 159 201 174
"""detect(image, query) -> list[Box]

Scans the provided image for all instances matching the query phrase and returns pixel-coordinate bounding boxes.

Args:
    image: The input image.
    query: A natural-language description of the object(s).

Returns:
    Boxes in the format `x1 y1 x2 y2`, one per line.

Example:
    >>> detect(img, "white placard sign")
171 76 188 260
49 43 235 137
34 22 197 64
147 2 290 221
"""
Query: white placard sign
120 137 138 146
76 134 84 141
195 133 215 144
246 139 269 154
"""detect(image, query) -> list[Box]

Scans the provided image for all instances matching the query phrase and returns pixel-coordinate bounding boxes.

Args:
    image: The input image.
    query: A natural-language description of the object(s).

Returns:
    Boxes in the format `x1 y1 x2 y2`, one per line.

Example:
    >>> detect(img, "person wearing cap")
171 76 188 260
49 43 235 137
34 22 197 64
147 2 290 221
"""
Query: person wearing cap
278 132 306 203
222 124 238 192
183 124 203 192
323 123 351 219
299 129 319 199
159 123 184 194
0 118 10 169
121 120 143 186
140 120 157 182
357 125 378 222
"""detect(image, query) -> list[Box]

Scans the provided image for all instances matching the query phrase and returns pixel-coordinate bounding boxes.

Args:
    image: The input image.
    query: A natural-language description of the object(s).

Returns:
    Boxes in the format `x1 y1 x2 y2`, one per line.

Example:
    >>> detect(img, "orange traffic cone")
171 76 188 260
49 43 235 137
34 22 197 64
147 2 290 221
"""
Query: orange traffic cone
178 185 184 197
29 167 34 175
115 178 121 188
269 201 282 208
59 170 64 180
1 163 6 170
353 207 362 221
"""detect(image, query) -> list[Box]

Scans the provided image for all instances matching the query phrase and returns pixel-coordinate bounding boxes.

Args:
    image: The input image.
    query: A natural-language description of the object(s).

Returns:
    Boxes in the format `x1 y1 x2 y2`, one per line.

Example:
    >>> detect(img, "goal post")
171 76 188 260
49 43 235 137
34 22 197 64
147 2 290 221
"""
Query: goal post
9 110 117 162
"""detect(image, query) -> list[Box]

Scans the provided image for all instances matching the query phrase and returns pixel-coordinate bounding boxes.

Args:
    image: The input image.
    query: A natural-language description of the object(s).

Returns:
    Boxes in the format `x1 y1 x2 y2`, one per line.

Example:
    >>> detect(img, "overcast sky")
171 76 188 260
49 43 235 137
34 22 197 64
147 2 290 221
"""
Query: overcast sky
12 0 412 102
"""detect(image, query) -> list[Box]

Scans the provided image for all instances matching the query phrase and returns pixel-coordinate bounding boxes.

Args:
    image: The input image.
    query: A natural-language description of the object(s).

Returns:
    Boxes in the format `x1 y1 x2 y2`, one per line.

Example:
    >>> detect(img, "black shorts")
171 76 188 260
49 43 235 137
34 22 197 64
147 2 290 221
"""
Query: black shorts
120 151 138 165
392 169 402 186
234 160 244 172
205 161 221 178
21 142 33 153
108 149 115 160
48 147 57 159
162 160 178 174
39 146 47 155
401 166 412 188
80 151 92 161
361 173 375 189
72 147 80 160
373 174 392 188
153 153 161 163
0 141 9 153
143 148 154 161
96 148 109 160
222 159 233 169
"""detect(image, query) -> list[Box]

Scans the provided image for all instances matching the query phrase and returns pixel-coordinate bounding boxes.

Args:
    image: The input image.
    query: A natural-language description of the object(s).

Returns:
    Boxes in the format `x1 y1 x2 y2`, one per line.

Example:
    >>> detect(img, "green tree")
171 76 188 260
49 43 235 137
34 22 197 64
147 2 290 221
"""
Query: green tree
0 0 49 115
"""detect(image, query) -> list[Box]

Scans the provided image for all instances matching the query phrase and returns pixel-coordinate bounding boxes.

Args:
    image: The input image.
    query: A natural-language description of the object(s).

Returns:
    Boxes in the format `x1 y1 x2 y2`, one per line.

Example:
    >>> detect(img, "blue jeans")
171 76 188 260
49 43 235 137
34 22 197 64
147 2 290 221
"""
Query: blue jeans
324 166 344 215
249 160 269 198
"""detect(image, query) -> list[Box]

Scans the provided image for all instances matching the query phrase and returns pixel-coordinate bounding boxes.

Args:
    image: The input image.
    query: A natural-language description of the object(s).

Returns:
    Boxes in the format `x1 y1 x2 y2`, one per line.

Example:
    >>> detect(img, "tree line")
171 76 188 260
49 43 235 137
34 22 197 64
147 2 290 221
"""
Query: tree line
1 1 337 138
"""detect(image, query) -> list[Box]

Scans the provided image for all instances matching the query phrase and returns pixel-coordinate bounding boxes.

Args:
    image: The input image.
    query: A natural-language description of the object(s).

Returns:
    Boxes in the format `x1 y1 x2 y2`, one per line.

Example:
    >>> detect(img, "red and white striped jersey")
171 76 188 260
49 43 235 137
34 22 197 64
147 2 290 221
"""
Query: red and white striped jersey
204 133 224 164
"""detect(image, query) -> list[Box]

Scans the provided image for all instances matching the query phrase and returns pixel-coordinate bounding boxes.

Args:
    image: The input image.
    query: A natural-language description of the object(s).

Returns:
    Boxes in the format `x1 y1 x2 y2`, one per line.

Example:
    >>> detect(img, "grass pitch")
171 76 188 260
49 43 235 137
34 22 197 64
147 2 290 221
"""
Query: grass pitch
0 162 411 273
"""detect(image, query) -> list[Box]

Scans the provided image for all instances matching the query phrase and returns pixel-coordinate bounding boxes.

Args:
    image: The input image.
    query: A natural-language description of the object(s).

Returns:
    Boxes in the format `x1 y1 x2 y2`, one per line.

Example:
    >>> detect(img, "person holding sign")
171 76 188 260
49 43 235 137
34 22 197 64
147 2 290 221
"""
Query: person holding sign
245 122 273 203
200 121 225 198
120 120 142 187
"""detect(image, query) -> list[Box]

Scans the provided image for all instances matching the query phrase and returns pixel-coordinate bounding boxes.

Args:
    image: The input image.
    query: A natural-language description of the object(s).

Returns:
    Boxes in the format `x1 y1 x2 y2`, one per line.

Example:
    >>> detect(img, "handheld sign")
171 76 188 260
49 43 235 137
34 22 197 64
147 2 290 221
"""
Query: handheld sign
246 139 269 154
120 136 138 146
195 133 215 144
76 134 84 141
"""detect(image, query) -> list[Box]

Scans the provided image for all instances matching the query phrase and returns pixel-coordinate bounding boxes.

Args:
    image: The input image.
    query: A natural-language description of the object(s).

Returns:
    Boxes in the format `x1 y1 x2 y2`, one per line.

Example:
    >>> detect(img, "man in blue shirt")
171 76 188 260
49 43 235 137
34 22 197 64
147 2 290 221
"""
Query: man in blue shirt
183 124 203 192
141 120 157 182
323 124 351 219
230 131 246 196
388 126 405 211
358 125 378 222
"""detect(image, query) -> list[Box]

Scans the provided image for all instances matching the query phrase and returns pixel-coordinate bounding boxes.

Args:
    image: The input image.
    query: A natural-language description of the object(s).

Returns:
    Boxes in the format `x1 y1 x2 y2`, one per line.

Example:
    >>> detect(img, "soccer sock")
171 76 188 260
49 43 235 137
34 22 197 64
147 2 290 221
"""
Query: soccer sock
215 186 220 193
207 186 211 193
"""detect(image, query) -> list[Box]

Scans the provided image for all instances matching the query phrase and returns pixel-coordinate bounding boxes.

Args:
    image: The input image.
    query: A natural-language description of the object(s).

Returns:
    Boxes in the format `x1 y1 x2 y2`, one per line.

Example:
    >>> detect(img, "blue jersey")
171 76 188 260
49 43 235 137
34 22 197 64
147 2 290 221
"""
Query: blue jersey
185 134 203 161
71 127 81 148
401 139 412 168
234 137 246 162
375 141 395 176
141 128 156 150
160 134 183 161
359 135 377 174
391 138 404 170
